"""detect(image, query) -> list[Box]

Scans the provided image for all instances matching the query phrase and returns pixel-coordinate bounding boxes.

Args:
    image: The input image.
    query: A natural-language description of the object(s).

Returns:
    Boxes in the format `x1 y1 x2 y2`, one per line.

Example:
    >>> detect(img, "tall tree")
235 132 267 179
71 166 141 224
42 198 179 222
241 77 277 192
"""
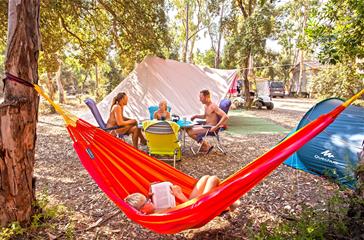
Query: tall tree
170 0 208 62
224 0 274 106
0 0 40 227
205 0 230 68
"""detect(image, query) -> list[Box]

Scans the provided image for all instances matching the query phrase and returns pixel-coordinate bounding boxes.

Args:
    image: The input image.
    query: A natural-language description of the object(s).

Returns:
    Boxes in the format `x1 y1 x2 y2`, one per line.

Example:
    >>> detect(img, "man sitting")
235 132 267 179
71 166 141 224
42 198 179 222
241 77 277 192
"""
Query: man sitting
187 89 228 154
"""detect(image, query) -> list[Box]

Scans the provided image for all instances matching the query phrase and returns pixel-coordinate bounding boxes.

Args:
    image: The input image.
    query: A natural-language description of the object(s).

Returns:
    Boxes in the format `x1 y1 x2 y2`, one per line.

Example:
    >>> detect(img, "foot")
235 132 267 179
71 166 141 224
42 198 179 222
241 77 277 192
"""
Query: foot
200 141 211 152
140 139 147 146
229 199 241 212
205 146 214 155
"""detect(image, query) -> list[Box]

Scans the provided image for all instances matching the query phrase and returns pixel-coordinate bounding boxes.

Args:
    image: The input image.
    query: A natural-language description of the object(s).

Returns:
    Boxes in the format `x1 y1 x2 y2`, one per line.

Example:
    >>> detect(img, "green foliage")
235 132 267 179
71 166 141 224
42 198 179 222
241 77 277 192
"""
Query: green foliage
306 0 364 63
194 49 215 67
0 222 25 240
0 191 68 240
0 0 7 46
311 63 363 99
223 0 275 69
251 192 363 239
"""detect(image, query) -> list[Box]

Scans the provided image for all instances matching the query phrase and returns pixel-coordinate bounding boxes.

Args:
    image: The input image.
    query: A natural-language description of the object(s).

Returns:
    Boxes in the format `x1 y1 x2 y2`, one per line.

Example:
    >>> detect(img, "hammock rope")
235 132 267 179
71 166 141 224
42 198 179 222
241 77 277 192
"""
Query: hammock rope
4 72 364 234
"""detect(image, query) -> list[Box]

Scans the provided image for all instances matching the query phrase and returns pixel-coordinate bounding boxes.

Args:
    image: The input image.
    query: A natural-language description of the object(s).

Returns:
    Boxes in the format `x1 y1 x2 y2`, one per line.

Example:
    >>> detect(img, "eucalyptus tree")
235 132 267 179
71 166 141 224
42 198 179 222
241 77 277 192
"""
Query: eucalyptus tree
2 0 171 102
204 0 230 68
0 0 40 227
98 0 171 71
223 0 275 106
169 0 209 62
274 0 319 94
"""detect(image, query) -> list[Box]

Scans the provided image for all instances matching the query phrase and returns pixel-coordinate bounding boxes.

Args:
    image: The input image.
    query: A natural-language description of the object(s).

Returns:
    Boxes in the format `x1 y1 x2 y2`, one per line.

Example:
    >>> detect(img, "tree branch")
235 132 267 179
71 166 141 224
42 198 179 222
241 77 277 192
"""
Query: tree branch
58 15 85 45
236 0 248 18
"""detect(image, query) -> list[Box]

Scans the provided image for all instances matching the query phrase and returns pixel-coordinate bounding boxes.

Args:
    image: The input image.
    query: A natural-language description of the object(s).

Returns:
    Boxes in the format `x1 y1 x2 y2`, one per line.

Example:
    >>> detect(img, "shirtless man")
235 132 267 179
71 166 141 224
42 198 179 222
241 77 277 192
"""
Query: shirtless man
187 90 228 153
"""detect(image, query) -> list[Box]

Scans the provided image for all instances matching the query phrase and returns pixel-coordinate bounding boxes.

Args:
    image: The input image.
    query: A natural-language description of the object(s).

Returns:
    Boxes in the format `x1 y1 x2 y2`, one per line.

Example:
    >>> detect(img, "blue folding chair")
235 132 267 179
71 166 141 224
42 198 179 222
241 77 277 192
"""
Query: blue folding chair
84 98 127 139
191 99 231 155
148 105 172 120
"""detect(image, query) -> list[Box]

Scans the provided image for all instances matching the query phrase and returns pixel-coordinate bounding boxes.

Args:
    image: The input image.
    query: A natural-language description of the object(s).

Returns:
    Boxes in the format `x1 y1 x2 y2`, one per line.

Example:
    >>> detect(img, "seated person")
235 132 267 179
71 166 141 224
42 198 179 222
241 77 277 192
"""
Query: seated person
153 100 171 121
106 92 147 149
124 175 240 214
187 90 229 153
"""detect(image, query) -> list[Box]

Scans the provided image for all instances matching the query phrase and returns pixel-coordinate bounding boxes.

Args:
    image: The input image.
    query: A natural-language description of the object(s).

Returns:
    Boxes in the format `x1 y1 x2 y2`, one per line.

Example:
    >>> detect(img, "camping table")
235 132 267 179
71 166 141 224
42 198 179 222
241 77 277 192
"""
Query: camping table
176 119 196 151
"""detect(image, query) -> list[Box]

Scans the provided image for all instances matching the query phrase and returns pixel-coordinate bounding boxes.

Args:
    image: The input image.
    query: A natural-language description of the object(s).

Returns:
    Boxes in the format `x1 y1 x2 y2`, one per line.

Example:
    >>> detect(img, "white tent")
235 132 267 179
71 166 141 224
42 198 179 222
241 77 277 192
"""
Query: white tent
82 56 237 123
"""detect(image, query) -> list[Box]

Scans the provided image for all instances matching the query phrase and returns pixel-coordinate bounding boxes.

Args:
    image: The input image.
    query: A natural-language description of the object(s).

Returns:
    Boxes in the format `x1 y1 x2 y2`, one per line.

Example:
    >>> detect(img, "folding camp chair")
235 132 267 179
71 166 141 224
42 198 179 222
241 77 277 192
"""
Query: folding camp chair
143 120 181 167
191 99 231 155
148 105 172 120
84 98 127 139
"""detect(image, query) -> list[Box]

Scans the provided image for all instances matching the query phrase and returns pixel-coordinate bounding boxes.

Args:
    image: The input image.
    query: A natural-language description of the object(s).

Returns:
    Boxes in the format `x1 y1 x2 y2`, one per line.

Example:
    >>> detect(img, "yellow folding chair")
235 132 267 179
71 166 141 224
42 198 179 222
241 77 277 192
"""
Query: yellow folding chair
142 120 182 167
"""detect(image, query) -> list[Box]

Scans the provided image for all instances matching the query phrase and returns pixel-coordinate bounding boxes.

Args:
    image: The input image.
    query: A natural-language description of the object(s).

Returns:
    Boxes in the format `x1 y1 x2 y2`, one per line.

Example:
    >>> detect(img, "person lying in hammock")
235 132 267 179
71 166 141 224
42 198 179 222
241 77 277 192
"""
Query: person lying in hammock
106 92 147 149
124 175 240 214
153 100 171 121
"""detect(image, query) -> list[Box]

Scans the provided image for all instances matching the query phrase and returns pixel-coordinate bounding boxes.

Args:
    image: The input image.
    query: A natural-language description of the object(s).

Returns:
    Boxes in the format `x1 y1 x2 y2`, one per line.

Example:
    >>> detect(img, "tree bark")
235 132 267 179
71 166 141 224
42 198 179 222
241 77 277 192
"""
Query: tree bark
46 72 55 101
55 61 65 103
242 51 252 108
0 0 40 227
297 50 304 95
95 64 99 99
182 1 189 62
214 4 224 68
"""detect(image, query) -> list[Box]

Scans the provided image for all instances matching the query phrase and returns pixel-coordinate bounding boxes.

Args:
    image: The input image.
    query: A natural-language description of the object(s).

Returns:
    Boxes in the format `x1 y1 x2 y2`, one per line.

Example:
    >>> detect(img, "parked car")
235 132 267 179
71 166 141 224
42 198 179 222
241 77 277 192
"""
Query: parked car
269 81 285 98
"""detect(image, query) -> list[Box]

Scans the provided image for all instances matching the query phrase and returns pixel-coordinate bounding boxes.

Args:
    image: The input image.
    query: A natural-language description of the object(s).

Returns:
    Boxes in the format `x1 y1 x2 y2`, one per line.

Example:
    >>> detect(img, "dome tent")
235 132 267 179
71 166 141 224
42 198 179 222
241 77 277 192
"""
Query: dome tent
285 98 364 188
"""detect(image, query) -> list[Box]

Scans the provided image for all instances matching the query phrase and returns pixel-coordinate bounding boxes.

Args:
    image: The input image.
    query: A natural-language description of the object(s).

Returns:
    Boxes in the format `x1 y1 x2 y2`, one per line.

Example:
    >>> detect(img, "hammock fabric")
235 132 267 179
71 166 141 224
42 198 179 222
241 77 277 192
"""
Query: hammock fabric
29 78 363 234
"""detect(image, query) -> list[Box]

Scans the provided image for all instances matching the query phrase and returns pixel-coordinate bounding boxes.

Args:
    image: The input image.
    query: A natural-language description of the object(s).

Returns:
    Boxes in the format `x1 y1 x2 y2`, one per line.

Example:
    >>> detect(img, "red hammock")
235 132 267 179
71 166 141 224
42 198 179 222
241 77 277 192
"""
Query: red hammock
37 84 363 234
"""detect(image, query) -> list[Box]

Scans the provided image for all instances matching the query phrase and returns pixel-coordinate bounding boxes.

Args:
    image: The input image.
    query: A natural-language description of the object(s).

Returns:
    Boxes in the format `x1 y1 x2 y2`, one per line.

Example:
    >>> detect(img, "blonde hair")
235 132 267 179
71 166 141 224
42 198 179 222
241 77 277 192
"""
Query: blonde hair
159 100 168 111
124 193 146 210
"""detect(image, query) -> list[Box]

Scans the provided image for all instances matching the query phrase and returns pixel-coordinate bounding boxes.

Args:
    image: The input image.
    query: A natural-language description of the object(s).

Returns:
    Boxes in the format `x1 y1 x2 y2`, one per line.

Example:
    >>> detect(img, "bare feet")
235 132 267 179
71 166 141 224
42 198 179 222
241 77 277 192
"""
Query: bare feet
229 199 241 211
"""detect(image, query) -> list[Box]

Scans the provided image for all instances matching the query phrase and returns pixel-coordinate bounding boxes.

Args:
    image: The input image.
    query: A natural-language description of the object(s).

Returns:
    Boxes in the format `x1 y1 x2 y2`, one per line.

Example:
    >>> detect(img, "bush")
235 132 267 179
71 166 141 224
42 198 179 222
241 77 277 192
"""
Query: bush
311 63 363 99
252 192 363 239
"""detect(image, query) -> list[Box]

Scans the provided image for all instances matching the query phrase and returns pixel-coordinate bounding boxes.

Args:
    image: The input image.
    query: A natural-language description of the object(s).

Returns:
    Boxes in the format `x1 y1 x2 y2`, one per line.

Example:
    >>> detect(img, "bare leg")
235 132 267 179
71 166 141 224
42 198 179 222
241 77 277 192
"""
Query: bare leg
201 176 220 194
187 127 211 151
138 128 146 144
189 175 210 199
189 175 220 199
129 126 139 148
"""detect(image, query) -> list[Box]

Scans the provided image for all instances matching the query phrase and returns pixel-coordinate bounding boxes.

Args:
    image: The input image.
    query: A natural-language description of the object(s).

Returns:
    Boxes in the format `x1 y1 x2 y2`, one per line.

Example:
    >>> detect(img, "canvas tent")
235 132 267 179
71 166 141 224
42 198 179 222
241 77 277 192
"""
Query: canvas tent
284 98 364 188
82 56 237 123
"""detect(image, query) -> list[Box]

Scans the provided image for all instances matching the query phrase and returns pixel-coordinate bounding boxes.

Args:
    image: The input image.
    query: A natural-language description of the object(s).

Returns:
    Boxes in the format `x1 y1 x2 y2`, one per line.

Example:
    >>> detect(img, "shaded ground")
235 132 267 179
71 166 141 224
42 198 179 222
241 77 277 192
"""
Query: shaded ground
32 97 347 239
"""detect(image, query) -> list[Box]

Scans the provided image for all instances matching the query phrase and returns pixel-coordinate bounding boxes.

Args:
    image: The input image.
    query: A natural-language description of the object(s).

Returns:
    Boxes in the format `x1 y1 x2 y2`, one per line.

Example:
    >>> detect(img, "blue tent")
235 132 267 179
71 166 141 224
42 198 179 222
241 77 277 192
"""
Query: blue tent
285 98 364 188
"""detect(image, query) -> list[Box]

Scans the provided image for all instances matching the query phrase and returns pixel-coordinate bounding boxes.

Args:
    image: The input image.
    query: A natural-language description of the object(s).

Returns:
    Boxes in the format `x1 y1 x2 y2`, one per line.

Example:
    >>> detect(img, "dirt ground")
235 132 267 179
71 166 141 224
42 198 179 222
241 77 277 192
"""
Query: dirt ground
32 97 346 239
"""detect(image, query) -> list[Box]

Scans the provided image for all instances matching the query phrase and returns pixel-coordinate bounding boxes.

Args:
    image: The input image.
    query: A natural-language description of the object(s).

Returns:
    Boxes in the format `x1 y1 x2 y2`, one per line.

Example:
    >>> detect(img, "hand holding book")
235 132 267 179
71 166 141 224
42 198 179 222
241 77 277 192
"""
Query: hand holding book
170 185 189 202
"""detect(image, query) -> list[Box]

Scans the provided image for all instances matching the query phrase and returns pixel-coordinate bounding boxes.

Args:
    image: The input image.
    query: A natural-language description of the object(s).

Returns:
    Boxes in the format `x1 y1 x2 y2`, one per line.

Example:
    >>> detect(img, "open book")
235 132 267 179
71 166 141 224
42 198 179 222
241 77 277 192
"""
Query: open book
150 182 176 210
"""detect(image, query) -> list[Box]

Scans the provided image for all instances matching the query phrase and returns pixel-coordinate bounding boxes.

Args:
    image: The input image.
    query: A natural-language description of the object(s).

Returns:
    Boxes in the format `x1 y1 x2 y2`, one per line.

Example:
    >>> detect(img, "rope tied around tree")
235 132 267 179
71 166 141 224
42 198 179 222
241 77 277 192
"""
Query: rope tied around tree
2 72 77 127
3 72 35 90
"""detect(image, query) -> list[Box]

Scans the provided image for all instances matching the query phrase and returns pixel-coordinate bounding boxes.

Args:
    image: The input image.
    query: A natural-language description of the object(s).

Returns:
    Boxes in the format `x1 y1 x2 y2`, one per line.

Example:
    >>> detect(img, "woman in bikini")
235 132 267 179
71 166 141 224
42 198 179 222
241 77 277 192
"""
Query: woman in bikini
106 92 146 148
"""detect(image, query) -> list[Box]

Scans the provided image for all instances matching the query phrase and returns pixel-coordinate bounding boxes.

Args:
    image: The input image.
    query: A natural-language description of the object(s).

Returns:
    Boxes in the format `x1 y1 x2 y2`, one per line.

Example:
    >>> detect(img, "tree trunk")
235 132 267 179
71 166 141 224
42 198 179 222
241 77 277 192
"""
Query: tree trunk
242 52 252 108
297 50 304 95
297 4 308 96
55 61 65 103
95 64 99 99
0 0 40 227
46 72 55 101
188 36 196 63
182 1 189 62
214 4 224 68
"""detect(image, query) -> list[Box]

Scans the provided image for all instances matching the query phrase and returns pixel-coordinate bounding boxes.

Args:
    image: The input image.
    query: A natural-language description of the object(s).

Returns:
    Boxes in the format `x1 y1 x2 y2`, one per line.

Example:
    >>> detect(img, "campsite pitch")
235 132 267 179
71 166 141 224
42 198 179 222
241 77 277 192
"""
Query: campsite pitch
32 97 349 239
